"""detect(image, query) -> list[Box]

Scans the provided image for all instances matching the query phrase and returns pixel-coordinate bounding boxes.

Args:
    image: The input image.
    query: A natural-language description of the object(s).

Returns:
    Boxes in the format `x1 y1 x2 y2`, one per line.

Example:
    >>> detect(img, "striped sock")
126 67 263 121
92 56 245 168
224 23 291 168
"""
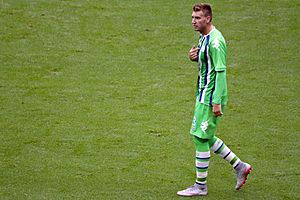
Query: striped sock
195 151 210 186
210 137 241 170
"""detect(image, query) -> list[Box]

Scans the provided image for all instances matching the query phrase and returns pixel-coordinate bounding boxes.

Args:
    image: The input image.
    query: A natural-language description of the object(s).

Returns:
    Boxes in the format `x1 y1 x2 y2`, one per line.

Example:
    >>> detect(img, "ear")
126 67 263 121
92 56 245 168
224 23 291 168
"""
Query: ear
206 16 211 23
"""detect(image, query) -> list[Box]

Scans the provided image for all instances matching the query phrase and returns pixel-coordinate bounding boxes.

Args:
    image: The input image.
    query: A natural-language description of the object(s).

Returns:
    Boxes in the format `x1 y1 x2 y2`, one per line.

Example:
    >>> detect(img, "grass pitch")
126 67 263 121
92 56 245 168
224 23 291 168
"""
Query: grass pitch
0 0 299 199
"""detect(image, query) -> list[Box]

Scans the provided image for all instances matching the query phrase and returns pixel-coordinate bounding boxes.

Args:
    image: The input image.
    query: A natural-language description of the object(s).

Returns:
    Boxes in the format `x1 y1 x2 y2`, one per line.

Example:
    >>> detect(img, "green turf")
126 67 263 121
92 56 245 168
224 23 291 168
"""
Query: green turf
1 0 299 199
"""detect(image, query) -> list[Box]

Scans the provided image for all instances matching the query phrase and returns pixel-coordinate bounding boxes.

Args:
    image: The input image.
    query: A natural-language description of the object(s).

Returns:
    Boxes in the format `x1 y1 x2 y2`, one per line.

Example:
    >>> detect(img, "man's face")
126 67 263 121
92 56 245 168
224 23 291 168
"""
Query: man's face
192 11 210 33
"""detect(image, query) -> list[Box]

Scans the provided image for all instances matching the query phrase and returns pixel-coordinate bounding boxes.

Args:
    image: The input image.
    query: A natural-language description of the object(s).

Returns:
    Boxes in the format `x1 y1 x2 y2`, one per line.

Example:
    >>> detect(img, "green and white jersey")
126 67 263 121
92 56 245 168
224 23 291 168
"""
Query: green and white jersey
196 27 228 105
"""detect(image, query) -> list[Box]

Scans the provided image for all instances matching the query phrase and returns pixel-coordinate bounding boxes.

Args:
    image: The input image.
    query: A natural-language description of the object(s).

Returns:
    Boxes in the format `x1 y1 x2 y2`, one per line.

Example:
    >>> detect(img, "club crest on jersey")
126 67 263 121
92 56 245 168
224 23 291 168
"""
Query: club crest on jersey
212 38 220 51
201 120 209 133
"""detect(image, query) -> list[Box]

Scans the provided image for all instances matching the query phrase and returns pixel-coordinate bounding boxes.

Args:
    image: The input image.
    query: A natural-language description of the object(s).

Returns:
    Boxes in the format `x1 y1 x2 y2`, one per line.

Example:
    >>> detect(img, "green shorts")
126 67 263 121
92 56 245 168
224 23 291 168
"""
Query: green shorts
190 102 225 139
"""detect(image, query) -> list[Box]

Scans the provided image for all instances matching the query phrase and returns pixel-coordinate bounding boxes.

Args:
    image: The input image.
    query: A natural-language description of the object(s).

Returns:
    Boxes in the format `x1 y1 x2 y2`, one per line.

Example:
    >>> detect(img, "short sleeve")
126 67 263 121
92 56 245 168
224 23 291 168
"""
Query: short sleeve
209 37 227 71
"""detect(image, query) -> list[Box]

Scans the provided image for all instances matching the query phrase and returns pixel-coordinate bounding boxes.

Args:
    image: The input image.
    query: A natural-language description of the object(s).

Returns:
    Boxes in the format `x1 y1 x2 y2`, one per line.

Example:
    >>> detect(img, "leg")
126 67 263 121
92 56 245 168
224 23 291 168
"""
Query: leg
177 136 209 196
194 136 210 187
208 136 252 190
208 136 241 169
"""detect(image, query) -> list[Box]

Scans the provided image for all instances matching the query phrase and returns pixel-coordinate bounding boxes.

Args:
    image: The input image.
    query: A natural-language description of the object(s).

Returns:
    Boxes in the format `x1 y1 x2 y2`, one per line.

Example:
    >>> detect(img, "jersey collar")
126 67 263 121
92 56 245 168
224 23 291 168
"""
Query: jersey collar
202 26 215 37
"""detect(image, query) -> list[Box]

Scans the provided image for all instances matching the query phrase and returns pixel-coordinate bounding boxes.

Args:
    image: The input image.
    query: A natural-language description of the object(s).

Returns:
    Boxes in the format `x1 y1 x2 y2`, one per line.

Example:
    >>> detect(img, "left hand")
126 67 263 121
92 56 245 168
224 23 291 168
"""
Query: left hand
212 104 223 117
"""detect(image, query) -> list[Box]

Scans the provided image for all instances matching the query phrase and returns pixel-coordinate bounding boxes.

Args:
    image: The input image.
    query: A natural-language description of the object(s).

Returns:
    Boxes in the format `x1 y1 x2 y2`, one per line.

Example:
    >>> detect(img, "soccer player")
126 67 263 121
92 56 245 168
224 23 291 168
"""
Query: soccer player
177 3 252 197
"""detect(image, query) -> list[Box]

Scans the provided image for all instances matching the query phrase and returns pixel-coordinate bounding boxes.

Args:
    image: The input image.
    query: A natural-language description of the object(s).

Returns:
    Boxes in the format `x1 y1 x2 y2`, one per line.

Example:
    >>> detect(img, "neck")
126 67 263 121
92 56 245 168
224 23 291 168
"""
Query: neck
201 24 213 35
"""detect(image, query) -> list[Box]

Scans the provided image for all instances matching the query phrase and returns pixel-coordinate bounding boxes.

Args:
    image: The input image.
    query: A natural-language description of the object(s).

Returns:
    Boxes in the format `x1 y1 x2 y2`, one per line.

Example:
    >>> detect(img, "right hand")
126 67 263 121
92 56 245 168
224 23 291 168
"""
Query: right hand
188 45 199 62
